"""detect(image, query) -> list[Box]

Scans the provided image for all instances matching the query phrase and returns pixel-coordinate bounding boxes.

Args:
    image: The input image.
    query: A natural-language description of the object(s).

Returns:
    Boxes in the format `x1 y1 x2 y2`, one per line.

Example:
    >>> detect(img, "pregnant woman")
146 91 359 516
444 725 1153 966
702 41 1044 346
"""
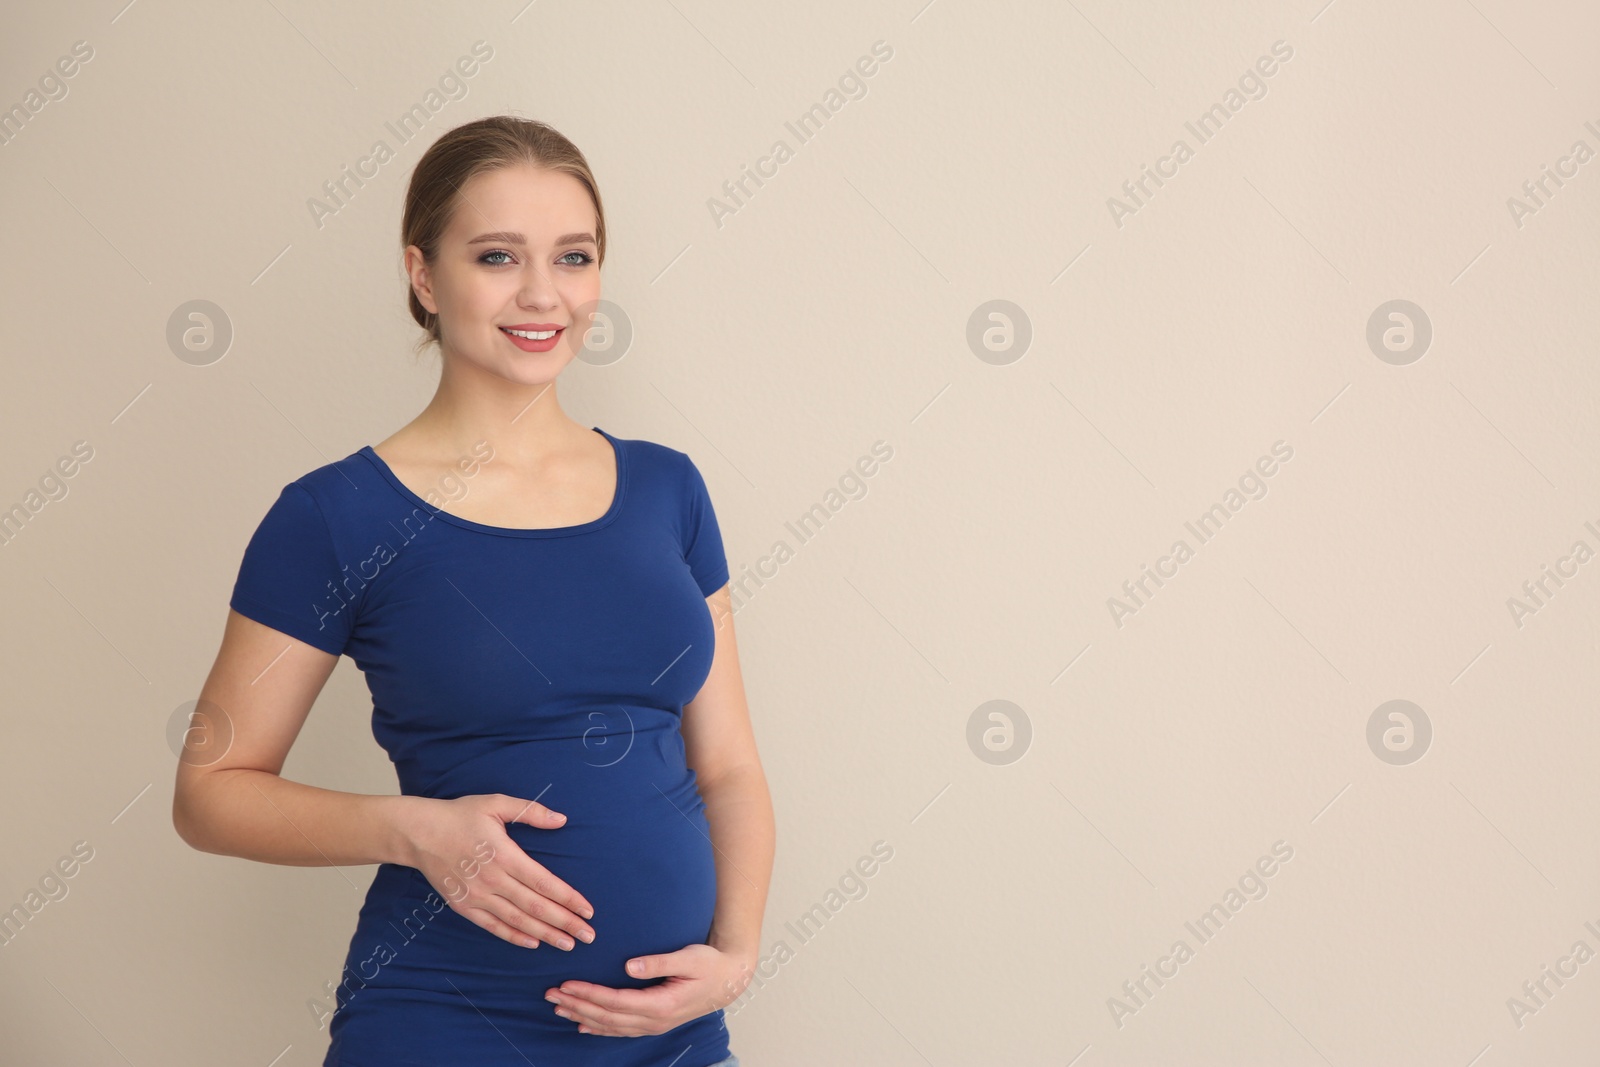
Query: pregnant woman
173 116 774 1067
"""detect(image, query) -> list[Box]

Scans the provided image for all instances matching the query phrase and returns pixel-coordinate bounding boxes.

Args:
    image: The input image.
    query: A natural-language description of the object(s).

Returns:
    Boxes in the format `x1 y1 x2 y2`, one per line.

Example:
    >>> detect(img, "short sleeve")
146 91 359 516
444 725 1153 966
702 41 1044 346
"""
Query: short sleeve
229 482 353 656
680 454 729 597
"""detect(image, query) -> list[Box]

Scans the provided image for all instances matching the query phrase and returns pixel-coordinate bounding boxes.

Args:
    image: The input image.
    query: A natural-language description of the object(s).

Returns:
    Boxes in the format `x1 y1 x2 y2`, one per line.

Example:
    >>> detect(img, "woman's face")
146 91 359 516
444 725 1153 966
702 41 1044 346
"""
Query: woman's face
406 163 602 384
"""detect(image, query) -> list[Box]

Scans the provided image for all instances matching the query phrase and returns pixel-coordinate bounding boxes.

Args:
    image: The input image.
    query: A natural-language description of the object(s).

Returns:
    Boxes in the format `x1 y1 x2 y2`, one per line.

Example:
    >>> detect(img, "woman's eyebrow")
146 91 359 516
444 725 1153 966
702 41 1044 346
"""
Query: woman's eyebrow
466 230 597 246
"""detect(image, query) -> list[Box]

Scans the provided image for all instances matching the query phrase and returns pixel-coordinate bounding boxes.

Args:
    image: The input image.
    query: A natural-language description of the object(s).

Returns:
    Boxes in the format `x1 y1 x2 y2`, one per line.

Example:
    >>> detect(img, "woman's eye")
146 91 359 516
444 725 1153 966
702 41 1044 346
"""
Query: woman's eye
479 250 591 267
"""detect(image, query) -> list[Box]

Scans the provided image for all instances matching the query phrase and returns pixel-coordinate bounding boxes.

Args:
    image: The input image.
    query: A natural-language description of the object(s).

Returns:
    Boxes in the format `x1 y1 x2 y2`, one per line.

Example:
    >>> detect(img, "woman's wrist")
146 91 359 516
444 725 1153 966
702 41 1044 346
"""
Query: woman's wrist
708 929 760 967
379 793 426 867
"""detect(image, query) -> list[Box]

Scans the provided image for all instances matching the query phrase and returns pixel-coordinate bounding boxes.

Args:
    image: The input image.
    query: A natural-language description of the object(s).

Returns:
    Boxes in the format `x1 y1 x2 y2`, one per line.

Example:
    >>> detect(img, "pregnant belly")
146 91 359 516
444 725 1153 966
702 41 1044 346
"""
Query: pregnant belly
362 727 719 999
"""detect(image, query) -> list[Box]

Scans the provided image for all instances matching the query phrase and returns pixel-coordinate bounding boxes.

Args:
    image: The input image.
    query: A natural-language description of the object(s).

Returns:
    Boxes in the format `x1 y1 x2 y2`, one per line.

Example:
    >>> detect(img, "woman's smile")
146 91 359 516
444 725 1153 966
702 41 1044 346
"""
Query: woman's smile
499 323 565 351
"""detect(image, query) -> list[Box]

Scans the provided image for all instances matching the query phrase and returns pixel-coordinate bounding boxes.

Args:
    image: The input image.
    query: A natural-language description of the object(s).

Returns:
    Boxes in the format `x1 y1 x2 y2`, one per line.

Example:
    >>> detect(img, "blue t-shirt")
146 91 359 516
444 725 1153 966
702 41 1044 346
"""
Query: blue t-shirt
229 427 734 1067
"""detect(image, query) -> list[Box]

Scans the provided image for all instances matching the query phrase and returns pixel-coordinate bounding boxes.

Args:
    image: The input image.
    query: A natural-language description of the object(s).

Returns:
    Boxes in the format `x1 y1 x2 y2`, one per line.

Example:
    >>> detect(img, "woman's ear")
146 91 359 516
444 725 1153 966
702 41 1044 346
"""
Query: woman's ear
404 245 438 315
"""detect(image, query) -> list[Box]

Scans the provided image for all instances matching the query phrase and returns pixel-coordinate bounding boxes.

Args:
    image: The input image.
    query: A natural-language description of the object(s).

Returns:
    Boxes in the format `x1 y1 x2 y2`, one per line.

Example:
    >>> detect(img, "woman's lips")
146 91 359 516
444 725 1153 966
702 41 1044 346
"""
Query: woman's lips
500 326 564 352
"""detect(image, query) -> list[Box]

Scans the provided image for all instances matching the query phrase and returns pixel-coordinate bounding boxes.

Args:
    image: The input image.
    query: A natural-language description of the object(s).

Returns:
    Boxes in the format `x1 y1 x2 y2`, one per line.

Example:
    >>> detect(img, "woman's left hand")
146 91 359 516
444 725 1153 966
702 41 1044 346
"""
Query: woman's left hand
545 943 757 1037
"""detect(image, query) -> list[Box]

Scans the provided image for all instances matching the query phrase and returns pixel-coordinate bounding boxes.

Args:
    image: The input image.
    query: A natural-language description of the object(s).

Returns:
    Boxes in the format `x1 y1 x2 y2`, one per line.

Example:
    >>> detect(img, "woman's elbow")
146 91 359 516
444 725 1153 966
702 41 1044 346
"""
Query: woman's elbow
171 779 219 854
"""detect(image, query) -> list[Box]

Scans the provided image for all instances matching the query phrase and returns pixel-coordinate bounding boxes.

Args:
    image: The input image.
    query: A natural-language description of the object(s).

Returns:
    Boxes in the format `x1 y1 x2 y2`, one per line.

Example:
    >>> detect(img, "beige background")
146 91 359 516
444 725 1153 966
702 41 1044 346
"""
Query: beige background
2 0 1598 1063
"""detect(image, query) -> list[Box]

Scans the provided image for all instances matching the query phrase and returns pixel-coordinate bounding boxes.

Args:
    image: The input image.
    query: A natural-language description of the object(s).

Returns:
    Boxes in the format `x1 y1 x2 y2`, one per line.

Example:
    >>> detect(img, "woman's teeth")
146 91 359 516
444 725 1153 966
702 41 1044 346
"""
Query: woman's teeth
502 327 558 339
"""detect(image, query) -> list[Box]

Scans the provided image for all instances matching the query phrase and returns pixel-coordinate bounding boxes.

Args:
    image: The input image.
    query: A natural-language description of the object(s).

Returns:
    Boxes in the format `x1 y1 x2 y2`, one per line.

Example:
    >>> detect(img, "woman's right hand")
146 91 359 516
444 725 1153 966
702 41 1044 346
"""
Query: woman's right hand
397 793 597 951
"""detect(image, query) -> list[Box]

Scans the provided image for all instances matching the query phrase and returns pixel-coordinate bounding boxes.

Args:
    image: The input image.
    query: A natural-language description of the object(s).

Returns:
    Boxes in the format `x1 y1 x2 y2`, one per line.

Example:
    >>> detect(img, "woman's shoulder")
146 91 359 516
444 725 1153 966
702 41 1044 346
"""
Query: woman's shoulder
605 430 699 479
244 447 395 548
278 446 380 504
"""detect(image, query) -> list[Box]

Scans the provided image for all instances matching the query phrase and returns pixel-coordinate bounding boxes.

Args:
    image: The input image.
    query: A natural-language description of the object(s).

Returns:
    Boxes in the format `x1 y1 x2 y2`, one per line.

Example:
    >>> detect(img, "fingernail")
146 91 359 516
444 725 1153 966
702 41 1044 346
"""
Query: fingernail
546 994 559 1004
558 937 575 950
578 929 594 943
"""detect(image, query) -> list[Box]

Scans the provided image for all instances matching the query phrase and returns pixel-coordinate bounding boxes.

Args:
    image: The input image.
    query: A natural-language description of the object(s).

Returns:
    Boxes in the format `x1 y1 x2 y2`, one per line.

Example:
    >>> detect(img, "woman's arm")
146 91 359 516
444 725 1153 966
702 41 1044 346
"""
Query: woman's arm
700 767 774 966
682 587 776 968
172 608 417 866
175 609 597 952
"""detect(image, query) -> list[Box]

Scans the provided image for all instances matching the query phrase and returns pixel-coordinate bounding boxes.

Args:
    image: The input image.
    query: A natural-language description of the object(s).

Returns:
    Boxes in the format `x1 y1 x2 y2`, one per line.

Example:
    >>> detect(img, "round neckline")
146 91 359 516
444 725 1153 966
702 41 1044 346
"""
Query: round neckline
357 426 626 539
